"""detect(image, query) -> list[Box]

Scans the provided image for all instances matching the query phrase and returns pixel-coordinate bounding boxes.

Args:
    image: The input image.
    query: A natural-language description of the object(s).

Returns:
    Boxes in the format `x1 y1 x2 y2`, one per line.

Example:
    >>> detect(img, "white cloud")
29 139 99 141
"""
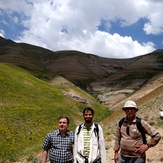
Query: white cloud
0 0 31 14
0 30 5 37
144 12 163 35
0 0 162 58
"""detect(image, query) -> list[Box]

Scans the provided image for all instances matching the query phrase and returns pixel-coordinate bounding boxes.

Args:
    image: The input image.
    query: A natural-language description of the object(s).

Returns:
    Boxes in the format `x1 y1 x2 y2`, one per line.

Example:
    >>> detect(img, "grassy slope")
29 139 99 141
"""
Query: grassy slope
0 63 109 161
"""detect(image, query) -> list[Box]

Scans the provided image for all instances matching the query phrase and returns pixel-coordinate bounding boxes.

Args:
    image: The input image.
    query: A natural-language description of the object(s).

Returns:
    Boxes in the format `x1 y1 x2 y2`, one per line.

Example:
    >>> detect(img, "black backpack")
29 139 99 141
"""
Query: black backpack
76 123 99 141
119 117 147 144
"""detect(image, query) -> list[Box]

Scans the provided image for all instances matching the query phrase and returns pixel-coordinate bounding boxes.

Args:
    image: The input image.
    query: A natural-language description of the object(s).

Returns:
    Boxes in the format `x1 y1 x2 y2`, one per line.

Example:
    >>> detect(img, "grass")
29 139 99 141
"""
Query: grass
0 63 110 161
156 119 163 128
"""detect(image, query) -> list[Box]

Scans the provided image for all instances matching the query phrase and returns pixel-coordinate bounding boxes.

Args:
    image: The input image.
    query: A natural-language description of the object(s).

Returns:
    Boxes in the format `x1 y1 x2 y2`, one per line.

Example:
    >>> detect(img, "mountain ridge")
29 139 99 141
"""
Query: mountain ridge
0 36 163 108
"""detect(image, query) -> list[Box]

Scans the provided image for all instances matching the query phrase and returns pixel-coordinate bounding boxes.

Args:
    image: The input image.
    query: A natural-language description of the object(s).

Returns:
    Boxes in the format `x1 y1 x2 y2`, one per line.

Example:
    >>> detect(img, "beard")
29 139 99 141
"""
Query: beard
85 118 92 124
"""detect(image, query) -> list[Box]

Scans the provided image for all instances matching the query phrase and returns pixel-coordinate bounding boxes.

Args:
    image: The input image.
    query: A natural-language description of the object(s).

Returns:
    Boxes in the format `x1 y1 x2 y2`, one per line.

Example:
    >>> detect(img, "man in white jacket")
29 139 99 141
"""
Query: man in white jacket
74 107 106 163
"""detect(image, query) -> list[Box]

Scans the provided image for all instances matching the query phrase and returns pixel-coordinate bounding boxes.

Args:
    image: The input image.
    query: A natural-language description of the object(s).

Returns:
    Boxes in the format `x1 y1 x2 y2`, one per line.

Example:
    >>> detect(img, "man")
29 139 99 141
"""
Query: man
42 116 74 163
74 107 106 163
114 100 161 163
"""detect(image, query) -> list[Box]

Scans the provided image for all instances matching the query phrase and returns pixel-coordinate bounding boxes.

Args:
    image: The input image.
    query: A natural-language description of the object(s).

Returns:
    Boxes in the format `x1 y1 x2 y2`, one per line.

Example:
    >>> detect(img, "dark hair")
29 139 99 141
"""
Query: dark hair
59 116 70 124
83 107 94 115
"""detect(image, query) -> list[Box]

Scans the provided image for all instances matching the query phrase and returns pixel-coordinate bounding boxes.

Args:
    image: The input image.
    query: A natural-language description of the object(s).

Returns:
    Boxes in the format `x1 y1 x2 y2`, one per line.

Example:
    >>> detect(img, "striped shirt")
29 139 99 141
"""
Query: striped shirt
83 125 92 157
42 129 74 162
114 118 161 157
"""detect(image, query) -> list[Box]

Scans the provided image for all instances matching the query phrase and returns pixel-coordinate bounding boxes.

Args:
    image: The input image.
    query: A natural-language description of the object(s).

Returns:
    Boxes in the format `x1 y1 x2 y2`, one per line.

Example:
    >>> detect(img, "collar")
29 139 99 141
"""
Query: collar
124 117 137 124
56 129 69 136
83 123 93 131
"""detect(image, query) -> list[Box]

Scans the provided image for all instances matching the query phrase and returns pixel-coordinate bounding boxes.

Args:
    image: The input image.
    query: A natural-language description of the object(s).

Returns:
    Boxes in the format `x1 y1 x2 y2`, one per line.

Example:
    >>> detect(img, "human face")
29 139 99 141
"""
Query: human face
83 110 94 124
123 107 137 120
58 118 69 132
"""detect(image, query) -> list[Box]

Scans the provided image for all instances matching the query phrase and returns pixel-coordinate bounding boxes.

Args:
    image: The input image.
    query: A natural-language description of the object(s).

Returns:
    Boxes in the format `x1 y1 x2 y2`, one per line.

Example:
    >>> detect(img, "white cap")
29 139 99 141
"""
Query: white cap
123 100 138 110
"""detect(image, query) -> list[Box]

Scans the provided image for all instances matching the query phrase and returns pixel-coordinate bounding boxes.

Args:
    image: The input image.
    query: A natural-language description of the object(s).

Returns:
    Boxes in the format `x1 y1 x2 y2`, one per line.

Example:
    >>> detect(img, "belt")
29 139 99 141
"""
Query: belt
77 152 88 163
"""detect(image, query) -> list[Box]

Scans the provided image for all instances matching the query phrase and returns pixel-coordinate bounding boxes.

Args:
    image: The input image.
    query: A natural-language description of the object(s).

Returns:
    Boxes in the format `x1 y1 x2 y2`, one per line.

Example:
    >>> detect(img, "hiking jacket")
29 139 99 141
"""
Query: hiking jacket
114 117 161 158
74 123 106 163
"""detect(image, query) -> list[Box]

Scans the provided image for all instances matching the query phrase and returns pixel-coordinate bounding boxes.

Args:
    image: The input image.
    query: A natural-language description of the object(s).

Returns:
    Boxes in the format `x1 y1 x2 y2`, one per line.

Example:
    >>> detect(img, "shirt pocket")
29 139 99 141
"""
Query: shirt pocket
130 128 140 139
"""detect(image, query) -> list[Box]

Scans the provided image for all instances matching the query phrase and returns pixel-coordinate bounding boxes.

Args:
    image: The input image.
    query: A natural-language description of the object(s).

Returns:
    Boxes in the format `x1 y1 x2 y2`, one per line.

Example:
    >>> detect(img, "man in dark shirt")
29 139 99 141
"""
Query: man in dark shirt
42 116 74 163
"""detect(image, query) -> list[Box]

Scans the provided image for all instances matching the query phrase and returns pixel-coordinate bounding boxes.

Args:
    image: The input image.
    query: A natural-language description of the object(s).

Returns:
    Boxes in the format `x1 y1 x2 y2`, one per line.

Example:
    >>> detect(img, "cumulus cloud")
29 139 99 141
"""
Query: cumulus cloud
0 0 162 58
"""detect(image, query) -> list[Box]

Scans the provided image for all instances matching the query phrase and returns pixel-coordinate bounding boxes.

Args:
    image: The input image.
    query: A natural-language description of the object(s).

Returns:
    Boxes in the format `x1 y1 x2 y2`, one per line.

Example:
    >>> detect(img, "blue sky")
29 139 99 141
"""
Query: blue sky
0 0 163 58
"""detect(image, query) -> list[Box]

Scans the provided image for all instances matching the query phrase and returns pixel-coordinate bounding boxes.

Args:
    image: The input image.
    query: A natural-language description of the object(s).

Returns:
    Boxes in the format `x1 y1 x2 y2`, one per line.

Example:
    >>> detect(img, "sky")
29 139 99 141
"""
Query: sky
0 0 163 59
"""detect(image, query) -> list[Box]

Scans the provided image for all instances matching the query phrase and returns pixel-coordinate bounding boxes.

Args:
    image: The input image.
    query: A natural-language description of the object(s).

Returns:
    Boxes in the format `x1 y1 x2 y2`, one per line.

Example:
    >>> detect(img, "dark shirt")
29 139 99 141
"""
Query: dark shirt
42 129 74 162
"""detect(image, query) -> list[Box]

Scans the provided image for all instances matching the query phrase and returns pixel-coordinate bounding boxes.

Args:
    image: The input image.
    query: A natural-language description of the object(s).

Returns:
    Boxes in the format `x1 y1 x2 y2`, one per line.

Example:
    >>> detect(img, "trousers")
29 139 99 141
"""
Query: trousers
118 154 146 163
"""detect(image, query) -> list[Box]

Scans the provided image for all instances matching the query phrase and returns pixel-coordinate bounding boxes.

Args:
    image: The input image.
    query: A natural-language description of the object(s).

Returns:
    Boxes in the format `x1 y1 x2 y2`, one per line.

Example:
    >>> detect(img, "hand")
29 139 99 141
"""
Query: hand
114 151 118 163
135 144 149 154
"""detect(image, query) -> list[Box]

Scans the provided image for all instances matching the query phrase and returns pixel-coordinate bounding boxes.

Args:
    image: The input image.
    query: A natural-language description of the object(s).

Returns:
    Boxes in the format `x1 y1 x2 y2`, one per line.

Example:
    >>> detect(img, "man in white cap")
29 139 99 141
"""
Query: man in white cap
113 100 161 163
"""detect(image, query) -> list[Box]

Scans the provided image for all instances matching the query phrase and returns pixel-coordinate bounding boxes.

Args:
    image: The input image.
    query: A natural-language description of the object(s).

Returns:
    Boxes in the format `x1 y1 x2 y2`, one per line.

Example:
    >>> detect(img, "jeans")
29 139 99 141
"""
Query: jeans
118 154 146 163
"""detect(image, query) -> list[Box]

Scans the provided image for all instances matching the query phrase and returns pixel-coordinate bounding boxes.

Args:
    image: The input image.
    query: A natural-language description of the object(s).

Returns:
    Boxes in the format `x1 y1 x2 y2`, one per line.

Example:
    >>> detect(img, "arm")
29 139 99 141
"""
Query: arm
135 120 161 154
114 151 118 163
113 123 121 163
98 125 106 163
42 133 51 163
142 120 161 147
41 150 48 163
73 126 79 163
135 144 149 154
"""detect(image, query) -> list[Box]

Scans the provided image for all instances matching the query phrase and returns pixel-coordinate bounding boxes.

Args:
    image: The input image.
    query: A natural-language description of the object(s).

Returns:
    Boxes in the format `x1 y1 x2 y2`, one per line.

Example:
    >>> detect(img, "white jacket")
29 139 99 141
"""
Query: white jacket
74 123 106 163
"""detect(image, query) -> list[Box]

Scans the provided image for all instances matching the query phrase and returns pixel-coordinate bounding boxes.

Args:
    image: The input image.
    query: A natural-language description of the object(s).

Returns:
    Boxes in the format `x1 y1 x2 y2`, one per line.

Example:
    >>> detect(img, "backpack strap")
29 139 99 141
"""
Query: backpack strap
118 117 125 128
94 123 99 141
135 117 147 144
76 124 82 135
76 123 99 141
118 117 146 144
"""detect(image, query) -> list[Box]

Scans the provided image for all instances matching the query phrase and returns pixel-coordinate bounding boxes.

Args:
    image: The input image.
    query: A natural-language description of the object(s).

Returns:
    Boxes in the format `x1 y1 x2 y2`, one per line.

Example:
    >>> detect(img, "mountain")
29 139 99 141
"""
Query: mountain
0 36 163 108
0 37 163 162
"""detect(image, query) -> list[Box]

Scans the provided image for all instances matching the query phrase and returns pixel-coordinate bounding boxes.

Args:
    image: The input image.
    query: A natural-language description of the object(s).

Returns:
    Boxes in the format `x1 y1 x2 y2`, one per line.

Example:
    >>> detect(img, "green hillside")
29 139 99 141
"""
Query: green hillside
0 63 110 161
